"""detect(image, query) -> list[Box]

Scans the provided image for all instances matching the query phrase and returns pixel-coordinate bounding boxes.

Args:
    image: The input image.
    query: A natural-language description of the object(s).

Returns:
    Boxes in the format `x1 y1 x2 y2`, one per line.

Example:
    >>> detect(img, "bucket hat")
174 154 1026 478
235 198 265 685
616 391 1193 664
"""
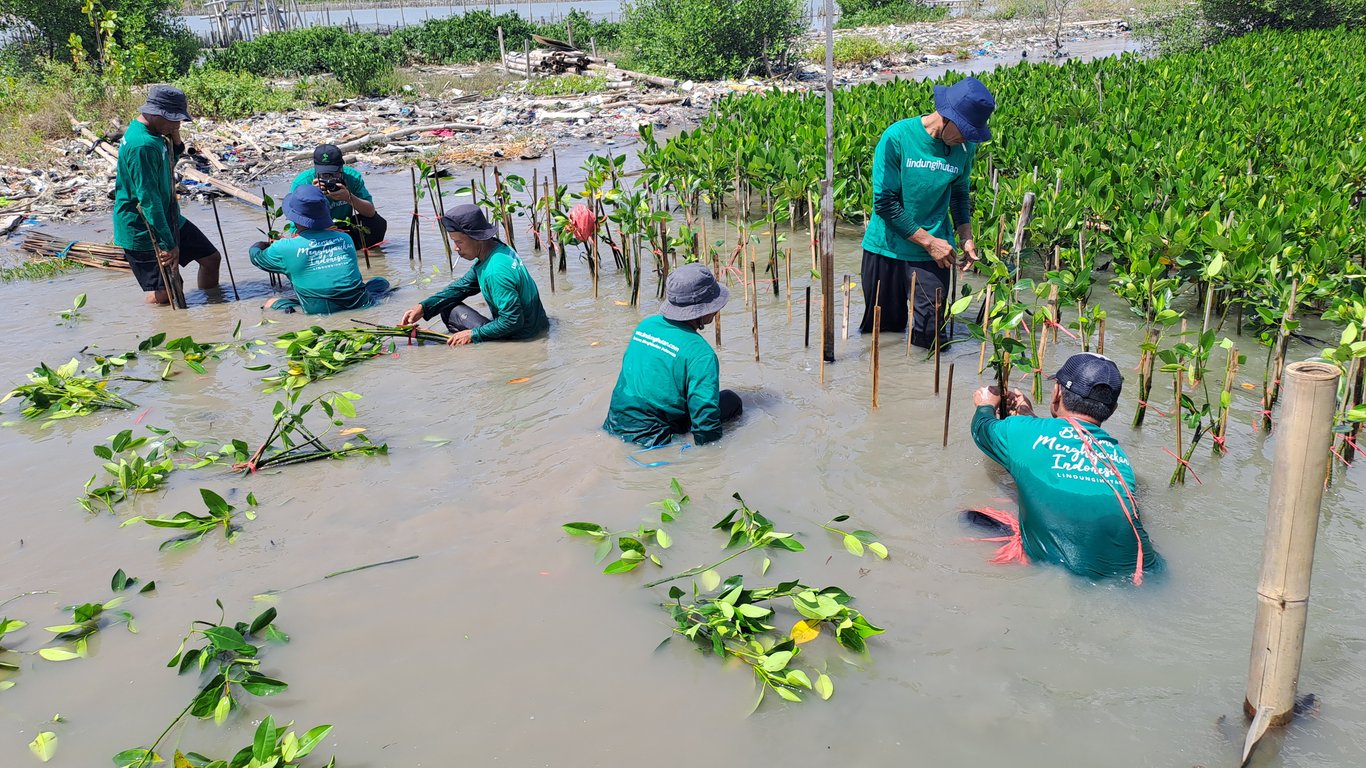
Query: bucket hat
139 85 192 123
283 185 334 231
313 144 344 174
1051 352 1123 407
932 77 995 142
440 204 501 240
660 263 729 322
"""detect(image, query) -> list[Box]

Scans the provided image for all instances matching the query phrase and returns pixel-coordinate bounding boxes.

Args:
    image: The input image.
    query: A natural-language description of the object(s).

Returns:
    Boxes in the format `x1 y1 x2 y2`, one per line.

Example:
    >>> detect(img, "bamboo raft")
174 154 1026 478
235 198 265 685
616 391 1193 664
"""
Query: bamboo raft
19 232 130 271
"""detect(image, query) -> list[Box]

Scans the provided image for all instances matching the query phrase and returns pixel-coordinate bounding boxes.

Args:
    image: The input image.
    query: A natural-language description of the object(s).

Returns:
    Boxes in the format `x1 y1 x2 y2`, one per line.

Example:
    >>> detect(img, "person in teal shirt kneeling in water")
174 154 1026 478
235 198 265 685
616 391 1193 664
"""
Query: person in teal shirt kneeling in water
969 353 1163 583
249 185 390 314
604 263 742 447
398 205 549 346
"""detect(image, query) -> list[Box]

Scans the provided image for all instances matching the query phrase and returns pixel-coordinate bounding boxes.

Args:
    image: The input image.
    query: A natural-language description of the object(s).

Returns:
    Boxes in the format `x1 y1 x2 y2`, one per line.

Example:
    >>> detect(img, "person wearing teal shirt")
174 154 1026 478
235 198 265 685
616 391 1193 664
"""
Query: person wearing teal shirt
398 205 548 345
969 353 1163 583
112 85 221 305
288 144 387 250
860 77 995 348
604 263 742 447
249 185 390 315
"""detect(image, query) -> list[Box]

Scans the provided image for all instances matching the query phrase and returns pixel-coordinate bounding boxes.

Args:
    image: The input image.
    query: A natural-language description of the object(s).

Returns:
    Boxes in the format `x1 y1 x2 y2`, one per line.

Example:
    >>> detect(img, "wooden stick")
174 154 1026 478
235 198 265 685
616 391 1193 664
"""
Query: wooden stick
751 258 760 362
908 271 918 355
1097 316 1106 355
785 248 792 322
428 177 454 271
943 362 955 447
209 196 240 301
871 303 881 409
279 122 483 163
135 204 183 310
979 285 992 373
804 285 811 348
841 273 851 340
933 288 942 394
409 166 421 263
714 300 721 347
1011 192 1037 276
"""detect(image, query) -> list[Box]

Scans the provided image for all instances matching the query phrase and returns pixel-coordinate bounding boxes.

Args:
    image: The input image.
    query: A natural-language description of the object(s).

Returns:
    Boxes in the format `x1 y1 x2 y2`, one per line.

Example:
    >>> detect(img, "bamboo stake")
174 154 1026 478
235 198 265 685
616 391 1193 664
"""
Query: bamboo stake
136 204 182 310
469 177 478 206
1215 345 1238 455
1242 361 1340 765
1097 316 1106 355
804 285 811 348
819 0 835 365
1011 193 1036 276
751 258 760 362
409 166 422 263
714 300 721 347
841 274 851 340
428 176 454 272
933 288 942 394
551 152 565 272
530 167 540 251
978 285 992 373
1268 279 1300 409
942 362 955 447
871 301 881 409
786 248 792 323
209 196 240 301
261 186 279 289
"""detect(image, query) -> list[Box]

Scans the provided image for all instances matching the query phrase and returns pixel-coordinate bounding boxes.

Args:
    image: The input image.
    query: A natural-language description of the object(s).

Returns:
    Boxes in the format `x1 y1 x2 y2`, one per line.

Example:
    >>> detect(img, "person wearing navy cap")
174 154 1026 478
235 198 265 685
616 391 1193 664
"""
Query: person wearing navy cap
288 143 388 251
859 76 996 348
968 353 1164 582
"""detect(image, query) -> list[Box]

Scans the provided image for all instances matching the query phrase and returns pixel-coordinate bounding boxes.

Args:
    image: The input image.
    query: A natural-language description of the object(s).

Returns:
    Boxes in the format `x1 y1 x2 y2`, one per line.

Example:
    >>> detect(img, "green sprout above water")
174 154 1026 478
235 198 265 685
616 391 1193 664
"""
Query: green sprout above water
121 489 259 551
820 515 889 559
56 292 87 323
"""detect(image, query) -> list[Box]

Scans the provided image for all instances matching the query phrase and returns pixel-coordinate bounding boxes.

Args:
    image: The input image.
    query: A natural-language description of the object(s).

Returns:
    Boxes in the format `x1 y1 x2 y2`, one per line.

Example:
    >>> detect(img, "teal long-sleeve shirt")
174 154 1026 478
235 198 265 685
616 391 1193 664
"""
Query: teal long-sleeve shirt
970 405 1163 580
249 229 377 315
417 243 548 342
603 314 723 447
112 119 185 252
861 117 975 262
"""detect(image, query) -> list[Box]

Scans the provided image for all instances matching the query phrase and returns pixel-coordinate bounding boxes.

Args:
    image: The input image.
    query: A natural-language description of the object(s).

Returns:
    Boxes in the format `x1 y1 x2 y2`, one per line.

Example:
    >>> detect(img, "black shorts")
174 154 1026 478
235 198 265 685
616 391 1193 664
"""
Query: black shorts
123 219 218 292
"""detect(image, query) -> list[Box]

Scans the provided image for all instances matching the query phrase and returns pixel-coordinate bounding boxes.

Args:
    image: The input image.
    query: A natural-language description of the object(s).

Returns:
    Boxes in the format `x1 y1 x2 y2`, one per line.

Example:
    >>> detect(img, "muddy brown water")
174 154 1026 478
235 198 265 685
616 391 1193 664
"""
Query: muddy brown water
3 146 1366 768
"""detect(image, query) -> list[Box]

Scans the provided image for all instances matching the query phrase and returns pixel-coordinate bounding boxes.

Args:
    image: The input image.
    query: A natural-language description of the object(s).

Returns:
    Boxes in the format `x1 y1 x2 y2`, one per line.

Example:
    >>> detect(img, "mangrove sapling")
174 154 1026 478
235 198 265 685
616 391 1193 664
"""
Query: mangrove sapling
37 572 153 662
2 359 138 422
260 326 397 392
143 717 336 768
80 429 178 514
1318 304 1366 466
238 390 387 474
56 292 87 323
820 516 888 559
651 477 690 522
1158 332 1240 485
120 606 290 768
663 576 884 706
643 494 805 588
122 489 260 551
563 522 670 573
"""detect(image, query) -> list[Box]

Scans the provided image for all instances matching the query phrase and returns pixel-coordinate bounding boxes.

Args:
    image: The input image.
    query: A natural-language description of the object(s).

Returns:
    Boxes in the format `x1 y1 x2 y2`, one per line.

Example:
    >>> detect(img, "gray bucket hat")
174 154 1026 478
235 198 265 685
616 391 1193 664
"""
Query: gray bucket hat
440 204 500 240
139 84 192 123
660 263 729 322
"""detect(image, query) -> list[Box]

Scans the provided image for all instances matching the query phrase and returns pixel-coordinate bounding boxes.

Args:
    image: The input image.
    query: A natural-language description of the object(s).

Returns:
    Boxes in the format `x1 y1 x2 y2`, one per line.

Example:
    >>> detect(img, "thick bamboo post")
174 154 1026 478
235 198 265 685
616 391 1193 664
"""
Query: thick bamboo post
1242 361 1341 764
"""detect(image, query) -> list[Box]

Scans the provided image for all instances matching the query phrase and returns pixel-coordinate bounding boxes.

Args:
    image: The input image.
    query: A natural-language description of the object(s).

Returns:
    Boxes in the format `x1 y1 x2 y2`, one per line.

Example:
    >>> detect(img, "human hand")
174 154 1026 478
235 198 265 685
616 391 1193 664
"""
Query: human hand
252 240 271 252
320 183 352 202
1004 388 1035 417
959 239 980 272
973 385 1001 408
926 237 957 269
157 246 179 268
399 304 425 326
446 330 474 347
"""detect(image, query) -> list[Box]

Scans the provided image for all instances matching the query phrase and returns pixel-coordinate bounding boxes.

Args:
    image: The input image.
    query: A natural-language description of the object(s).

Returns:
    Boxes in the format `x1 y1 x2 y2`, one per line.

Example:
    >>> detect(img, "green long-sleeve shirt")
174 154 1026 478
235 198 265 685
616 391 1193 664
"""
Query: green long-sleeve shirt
417 243 548 342
249 230 376 315
603 314 723 447
970 406 1163 580
112 119 185 252
862 117 975 262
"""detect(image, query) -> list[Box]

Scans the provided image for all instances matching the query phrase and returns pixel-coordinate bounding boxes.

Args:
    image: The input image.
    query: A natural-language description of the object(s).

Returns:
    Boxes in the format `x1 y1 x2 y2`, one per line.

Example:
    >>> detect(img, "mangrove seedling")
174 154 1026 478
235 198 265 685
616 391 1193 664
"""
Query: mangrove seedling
122 489 259 551
238 389 387 474
651 477 690 523
39 578 149 662
56 292 87 323
563 522 669 573
137 717 336 768
820 515 889 559
81 428 177 513
261 326 397 392
643 494 804 588
2 359 138 422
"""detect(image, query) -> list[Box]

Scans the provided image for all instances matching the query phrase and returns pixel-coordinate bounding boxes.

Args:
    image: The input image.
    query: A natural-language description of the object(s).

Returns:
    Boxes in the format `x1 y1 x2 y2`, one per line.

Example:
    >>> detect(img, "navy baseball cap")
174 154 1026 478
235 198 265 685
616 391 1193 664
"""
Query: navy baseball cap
313 144 344 174
1051 353 1123 407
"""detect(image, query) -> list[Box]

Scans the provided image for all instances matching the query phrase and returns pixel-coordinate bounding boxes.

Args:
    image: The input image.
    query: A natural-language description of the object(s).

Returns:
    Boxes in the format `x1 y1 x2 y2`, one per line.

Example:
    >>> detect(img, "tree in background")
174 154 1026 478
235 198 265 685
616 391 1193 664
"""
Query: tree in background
1202 0 1365 32
0 0 197 82
619 0 805 81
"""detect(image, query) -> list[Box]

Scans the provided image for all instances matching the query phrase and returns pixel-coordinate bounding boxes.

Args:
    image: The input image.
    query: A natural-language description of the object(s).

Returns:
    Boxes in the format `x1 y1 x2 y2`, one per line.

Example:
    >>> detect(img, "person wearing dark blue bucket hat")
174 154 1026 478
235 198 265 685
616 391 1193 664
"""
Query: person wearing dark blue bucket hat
603 263 744 447
397 204 549 345
858 76 996 349
112 84 222 305
247 185 391 315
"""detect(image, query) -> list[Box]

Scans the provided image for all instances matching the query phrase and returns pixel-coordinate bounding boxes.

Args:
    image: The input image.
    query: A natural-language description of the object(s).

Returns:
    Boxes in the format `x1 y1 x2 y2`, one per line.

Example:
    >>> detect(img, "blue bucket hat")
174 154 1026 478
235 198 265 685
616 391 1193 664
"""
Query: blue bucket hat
139 84 192 123
932 77 996 142
283 185 334 231
660 263 729 322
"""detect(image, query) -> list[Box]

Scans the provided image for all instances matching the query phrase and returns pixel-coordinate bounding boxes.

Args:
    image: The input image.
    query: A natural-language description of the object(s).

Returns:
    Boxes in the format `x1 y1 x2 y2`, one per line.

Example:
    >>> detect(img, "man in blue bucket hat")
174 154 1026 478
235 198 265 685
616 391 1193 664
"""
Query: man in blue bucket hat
112 84 222 305
248 185 390 315
860 76 995 348
603 263 743 447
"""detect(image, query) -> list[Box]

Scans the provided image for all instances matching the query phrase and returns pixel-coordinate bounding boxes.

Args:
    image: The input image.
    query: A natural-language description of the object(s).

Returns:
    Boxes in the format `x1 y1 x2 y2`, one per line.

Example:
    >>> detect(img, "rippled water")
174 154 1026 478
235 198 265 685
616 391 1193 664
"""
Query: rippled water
2 144 1365 768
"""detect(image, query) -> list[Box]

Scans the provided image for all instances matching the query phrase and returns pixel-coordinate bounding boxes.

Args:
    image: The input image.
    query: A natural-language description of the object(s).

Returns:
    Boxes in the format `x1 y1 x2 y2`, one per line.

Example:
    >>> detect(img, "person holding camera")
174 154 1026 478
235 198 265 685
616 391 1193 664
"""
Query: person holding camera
288 144 388 251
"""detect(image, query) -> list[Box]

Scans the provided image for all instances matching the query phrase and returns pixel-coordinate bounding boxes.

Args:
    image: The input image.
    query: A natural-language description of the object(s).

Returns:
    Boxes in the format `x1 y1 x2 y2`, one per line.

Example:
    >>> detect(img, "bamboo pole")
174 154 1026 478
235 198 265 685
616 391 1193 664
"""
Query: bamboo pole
978 285 992 373
841 274 851 341
1097 316 1106 355
933 289 942 394
209 197 241 301
1215 345 1238 455
751 259 760 362
819 0 835 365
1242 361 1341 765
804 285 811 348
871 302 881 409
942 362 955 447
409 166 422 263
1011 193 1036 275
786 248 792 323
908 271 918 355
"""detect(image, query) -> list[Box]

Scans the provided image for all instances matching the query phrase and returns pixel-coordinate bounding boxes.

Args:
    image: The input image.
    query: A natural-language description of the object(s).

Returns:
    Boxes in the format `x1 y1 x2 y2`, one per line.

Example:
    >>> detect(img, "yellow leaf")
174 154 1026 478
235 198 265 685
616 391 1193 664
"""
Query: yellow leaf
339 427 366 435
590 341 603 347
174 751 193 768
614 301 629 306
1240 382 1256 391
790 619 821 644
507 377 531 384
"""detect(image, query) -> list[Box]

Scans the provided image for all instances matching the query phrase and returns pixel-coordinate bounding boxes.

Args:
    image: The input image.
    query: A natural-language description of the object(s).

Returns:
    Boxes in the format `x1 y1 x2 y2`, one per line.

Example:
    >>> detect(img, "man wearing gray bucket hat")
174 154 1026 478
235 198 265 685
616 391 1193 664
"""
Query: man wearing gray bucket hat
967 352 1163 582
398 204 548 345
113 84 221 305
860 76 995 348
604 263 743 447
